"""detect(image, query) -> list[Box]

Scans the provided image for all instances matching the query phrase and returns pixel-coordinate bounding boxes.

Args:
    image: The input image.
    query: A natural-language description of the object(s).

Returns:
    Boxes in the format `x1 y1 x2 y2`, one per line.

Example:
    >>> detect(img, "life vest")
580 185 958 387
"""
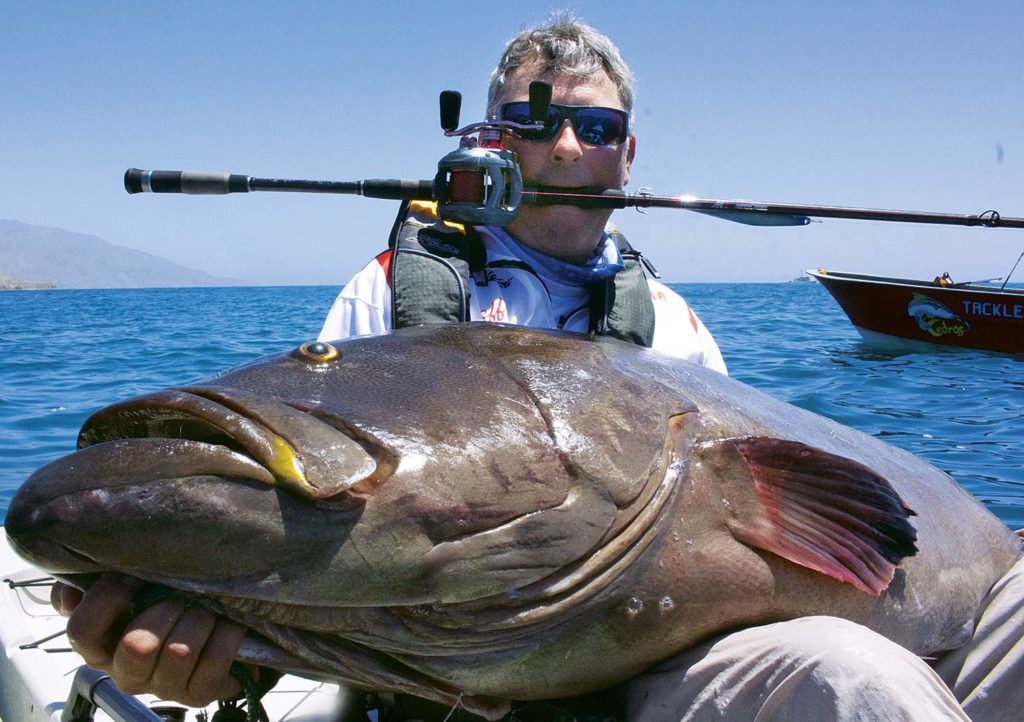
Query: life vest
386 201 658 347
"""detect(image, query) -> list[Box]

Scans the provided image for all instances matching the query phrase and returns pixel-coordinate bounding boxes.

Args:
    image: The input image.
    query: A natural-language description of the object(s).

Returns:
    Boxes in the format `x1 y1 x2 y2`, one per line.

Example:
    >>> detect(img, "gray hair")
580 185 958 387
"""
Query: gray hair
487 14 635 119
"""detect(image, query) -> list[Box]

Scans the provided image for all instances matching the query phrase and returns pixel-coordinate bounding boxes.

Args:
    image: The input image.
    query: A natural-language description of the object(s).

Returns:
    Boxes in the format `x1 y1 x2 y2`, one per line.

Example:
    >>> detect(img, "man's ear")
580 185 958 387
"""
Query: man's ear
623 134 637 184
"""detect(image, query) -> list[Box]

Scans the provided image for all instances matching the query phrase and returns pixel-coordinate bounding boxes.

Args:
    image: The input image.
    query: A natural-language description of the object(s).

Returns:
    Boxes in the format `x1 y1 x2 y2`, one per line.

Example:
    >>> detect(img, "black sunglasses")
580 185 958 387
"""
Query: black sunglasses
499 102 630 146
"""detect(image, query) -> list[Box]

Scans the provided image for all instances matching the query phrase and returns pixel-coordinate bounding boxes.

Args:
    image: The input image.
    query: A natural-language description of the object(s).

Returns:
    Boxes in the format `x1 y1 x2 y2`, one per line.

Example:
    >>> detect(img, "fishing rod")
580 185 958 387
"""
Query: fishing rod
1000 250 1024 290
124 81 1024 231
122 168 1024 230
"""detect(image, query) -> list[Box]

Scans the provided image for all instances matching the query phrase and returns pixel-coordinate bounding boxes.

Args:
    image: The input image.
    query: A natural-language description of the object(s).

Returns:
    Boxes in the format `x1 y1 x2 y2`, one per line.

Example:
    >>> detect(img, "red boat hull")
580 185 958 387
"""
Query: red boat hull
809 270 1024 353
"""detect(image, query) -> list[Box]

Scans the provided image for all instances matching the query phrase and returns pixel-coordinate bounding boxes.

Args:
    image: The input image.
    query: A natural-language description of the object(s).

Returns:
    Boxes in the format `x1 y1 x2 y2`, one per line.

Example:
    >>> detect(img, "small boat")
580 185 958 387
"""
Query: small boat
808 268 1024 353
0 528 344 722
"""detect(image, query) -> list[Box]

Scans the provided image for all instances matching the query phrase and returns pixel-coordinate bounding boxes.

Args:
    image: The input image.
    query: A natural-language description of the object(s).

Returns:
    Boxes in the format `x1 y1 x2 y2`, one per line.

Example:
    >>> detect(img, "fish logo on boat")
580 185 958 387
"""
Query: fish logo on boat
907 293 971 338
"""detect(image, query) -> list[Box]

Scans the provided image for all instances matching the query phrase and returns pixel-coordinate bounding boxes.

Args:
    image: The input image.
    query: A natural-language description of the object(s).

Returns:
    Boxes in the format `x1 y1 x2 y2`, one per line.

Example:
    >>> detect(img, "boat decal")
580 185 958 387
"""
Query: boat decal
961 300 1024 320
907 293 971 339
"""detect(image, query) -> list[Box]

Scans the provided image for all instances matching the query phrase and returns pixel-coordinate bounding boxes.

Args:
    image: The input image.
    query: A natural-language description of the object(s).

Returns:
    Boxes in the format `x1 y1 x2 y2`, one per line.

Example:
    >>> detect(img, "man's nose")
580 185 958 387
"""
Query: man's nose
550 120 584 162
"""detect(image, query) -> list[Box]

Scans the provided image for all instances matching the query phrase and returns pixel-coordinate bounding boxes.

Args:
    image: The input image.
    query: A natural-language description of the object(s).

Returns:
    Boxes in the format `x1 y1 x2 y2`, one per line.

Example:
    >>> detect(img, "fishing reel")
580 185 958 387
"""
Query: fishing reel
431 81 552 226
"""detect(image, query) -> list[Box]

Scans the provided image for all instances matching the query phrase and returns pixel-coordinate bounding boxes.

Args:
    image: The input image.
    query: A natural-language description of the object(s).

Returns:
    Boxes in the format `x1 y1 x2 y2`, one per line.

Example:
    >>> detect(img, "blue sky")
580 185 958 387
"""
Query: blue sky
2 1 1021 284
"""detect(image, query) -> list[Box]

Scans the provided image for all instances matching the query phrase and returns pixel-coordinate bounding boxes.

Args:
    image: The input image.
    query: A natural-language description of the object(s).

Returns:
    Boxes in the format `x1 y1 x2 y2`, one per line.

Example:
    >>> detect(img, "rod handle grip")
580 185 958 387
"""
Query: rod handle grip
124 169 252 194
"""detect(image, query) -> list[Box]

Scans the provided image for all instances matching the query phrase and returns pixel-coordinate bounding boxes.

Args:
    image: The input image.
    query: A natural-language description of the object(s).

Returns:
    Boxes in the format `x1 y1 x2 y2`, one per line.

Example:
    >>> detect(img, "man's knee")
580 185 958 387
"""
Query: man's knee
628 616 967 722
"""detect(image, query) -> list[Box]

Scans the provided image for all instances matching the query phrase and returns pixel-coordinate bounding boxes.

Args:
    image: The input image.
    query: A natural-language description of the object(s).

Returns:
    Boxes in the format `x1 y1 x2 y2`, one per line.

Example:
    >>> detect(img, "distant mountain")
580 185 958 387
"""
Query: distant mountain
0 219 246 289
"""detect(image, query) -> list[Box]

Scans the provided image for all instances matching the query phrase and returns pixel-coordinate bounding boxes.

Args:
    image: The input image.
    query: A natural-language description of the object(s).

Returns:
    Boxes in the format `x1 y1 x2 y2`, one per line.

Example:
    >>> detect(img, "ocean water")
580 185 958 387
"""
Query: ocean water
1 283 1022 527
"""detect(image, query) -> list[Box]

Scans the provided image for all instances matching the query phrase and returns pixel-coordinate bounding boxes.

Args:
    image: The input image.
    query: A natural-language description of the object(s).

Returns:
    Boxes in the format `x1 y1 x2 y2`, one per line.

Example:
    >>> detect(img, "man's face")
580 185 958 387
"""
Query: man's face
497 64 636 262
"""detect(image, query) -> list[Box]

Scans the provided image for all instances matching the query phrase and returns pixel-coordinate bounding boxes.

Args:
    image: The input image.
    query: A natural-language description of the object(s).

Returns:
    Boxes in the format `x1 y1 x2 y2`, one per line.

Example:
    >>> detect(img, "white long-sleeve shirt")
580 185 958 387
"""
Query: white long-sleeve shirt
319 226 727 375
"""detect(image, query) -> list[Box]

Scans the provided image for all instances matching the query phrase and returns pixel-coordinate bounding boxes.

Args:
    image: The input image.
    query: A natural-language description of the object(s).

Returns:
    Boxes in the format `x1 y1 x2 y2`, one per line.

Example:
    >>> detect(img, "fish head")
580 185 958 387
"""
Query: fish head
7 324 696 608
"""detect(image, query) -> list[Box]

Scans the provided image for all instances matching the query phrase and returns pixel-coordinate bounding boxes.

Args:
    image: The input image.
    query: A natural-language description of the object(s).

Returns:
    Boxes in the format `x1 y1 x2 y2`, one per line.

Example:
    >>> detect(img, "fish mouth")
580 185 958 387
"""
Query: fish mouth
77 386 381 501
7 384 383 578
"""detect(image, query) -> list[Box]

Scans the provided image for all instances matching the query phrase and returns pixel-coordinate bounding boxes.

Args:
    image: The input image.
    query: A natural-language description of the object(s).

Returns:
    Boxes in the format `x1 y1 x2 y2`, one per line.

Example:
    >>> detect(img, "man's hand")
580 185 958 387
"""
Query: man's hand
52 575 247 707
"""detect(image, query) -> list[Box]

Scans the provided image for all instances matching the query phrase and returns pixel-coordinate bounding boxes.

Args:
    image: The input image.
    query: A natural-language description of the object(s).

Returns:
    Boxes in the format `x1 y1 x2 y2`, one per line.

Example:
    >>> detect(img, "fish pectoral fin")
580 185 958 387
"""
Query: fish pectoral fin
716 437 918 596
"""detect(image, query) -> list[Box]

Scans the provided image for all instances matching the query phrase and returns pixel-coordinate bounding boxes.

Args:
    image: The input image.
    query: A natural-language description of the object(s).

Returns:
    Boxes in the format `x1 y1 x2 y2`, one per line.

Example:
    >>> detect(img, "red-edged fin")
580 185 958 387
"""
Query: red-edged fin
720 437 918 596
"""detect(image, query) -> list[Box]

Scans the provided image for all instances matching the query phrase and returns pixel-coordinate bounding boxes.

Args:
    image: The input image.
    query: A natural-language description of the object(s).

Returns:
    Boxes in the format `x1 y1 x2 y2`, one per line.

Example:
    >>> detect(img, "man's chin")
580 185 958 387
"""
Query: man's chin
508 203 612 249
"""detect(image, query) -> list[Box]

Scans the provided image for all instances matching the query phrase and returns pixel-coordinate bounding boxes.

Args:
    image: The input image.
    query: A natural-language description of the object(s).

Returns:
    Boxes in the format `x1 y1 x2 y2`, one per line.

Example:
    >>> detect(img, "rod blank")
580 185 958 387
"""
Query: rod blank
522 188 1024 229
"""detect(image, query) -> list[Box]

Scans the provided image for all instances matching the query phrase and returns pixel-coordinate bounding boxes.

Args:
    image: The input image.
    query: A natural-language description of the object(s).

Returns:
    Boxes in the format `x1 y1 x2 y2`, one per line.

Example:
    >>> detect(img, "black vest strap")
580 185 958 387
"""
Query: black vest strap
588 231 656 347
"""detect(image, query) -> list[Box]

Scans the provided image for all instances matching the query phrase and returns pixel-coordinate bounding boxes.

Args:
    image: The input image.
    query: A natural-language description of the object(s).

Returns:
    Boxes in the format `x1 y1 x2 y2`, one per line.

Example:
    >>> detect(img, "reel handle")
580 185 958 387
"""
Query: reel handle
438 81 553 139
437 81 551 136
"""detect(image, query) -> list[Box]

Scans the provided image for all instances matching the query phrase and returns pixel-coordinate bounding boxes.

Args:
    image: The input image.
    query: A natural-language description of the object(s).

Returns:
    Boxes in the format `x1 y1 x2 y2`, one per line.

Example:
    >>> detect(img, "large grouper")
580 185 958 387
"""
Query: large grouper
6 323 1021 719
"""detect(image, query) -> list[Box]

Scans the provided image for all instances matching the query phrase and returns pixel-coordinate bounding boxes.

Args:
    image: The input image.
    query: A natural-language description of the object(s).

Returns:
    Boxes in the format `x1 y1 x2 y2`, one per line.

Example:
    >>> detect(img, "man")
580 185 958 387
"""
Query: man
51 15 1024 722
317 18 726 373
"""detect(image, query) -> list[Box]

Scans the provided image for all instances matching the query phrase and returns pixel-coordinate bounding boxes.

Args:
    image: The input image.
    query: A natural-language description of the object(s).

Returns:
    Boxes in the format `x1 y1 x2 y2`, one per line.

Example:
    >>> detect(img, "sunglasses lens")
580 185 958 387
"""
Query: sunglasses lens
500 103 628 146
574 108 628 146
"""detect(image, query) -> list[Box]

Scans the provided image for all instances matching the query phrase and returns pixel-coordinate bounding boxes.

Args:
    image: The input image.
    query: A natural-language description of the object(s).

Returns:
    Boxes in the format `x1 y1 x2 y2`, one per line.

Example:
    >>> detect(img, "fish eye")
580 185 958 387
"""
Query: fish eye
295 341 341 363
